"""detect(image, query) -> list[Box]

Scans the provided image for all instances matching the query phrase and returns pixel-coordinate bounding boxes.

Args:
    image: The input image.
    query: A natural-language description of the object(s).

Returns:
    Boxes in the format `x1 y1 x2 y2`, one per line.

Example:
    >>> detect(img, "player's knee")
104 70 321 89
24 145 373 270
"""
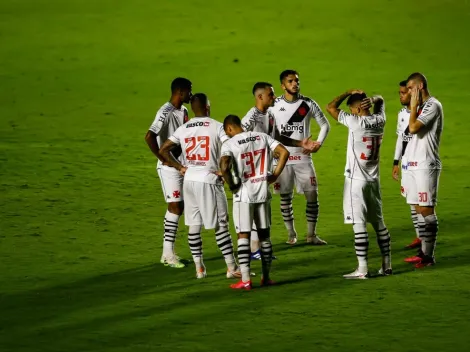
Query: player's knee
188 225 202 234
280 193 293 201
168 201 184 215
305 190 318 202
257 228 270 241
419 206 435 218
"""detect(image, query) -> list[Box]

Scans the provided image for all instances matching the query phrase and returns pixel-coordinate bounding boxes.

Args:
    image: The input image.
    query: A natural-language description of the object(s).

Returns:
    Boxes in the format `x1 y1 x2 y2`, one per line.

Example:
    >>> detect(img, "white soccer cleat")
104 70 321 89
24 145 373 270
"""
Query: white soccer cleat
306 235 327 245
164 255 185 268
160 254 166 264
226 267 242 279
343 269 369 280
378 267 393 276
286 236 297 245
196 266 207 279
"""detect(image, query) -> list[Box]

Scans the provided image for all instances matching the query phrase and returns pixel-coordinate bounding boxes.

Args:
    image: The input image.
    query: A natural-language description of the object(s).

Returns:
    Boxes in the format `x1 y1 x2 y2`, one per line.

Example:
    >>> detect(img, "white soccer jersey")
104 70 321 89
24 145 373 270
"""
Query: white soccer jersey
404 97 443 170
394 108 412 164
221 131 279 203
241 107 276 138
338 105 386 182
270 95 329 164
149 102 189 169
169 117 229 184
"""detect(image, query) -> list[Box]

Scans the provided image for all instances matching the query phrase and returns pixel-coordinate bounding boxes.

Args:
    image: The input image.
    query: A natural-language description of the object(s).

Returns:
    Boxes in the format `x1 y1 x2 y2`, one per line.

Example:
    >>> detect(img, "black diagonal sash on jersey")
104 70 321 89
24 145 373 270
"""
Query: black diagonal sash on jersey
280 100 310 137
401 126 410 157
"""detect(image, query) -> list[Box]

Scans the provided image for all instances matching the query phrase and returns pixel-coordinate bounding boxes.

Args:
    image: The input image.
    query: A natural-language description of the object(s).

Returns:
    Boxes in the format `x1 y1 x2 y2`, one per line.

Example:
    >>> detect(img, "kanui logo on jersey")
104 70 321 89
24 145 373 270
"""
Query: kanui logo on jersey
186 121 210 128
237 135 261 145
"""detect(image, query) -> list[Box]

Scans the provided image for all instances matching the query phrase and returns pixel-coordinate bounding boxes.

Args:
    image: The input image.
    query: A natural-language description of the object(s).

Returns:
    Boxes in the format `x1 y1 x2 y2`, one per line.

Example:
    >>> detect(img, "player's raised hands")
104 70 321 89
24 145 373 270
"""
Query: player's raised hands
410 87 420 109
348 89 364 95
360 98 373 110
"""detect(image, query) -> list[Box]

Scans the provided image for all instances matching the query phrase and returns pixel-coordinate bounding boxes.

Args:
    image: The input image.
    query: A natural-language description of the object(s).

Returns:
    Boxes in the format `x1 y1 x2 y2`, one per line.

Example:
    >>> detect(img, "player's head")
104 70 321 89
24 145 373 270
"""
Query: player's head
399 80 411 106
171 77 192 103
252 82 275 108
346 92 368 115
406 72 428 92
190 93 210 117
280 70 299 95
223 114 244 137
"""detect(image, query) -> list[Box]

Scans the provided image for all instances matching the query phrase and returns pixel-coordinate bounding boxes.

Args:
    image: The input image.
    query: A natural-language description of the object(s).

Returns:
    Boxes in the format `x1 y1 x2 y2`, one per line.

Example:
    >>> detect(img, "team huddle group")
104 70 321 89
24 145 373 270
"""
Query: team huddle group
145 70 443 289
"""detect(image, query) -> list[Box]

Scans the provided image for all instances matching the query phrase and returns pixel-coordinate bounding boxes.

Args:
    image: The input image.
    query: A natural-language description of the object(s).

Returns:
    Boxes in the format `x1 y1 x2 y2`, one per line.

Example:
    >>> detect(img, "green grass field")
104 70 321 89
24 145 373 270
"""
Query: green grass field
2 0 470 351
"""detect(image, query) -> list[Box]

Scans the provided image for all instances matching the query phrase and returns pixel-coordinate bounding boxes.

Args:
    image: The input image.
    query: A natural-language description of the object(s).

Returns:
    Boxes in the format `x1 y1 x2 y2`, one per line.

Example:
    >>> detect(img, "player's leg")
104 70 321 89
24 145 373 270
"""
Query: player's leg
273 165 297 244
158 168 185 268
230 201 253 290
368 181 392 275
414 169 440 268
255 201 275 286
402 170 421 249
294 163 326 244
209 184 239 277
250 223 261 260
183 181 205 278
343 178 369 279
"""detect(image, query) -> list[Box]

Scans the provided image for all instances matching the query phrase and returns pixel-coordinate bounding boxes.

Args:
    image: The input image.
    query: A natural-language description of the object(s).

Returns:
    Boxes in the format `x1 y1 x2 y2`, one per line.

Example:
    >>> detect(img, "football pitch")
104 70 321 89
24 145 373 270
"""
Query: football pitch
2 0 470 351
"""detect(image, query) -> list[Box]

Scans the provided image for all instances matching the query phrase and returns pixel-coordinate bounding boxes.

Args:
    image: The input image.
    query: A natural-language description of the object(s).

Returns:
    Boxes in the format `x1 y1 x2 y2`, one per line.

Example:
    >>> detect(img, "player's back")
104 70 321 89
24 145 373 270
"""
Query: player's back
224 131 277 203
176 117 228 184
339 111 386 181
405 97 443 170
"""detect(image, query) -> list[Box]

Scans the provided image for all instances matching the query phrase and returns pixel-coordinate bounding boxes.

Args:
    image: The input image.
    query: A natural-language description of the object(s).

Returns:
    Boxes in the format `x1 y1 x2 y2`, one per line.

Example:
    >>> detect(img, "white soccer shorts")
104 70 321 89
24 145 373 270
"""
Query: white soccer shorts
232 201 271 233
157 166 184 203
406 169 440 207
343 177 384 224
183 181 229 229
272 163 318 195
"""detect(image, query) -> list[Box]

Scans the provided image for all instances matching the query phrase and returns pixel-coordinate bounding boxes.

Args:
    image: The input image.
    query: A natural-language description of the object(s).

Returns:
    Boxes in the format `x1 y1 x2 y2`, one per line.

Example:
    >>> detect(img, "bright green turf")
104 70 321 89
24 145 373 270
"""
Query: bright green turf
1 0 470 351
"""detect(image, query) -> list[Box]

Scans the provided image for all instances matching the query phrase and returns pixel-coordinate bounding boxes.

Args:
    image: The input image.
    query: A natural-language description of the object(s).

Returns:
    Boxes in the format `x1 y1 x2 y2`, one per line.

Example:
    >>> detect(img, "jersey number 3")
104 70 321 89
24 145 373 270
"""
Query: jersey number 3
185 136 210 161
360 136 382 161
241 149 266 178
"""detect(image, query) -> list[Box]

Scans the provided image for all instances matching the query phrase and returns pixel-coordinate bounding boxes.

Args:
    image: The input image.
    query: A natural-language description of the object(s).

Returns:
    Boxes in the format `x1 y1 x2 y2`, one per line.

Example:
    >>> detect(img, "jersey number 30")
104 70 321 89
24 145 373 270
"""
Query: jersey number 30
185 136 210 161
360 136 382 161
241 149 266 178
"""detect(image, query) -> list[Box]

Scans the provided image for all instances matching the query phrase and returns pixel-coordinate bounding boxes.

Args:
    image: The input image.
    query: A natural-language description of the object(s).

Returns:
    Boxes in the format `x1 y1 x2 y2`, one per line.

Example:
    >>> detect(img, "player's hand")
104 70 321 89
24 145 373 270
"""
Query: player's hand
360 98 373 110
267 174 279 184
410 87 420 109
179 166 187 176
392 165 400 181
302 141 321 154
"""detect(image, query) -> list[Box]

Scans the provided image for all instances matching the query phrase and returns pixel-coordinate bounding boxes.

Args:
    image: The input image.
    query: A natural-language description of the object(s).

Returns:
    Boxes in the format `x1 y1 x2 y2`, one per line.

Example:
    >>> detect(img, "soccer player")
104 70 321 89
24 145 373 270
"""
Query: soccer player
326 89 392 279
145 77 192 268
393 80 421 249
271 70 330 245
220 114 290 290
403 73 443 268
159 93 240 279
241 82 317 258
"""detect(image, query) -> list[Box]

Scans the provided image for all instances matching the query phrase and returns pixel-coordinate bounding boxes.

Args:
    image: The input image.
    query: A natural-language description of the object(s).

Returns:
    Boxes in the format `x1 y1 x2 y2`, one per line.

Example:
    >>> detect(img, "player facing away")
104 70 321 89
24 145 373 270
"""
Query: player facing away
270 70 330 245
393 80 421 249
145 77 192 268
403 73 443 268
326 90 392 279
241 82 317 259
159 93 240 279
220 115 290 290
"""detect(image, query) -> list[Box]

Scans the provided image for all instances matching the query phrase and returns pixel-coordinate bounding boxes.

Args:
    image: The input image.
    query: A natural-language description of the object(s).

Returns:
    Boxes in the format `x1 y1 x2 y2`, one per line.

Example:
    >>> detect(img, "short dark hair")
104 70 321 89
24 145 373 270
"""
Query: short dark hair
280 70 298 82
223 114 241 130
399 80 407 87
171 77 192 93
252 82 273 95
407 72 428 89
190 93 208 110
346 93 367 106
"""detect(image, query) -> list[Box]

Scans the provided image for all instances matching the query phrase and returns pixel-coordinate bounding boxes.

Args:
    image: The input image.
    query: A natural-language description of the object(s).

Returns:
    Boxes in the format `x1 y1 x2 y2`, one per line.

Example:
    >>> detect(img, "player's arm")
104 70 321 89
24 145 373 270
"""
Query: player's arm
392 134 403 181
408 88 425 134
268 144 290 184
371 95 385 115
145 111 168 162
273 126 317 153
310 101 331 152
326 90 357 120
160 137 186 175
219 155 239 192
